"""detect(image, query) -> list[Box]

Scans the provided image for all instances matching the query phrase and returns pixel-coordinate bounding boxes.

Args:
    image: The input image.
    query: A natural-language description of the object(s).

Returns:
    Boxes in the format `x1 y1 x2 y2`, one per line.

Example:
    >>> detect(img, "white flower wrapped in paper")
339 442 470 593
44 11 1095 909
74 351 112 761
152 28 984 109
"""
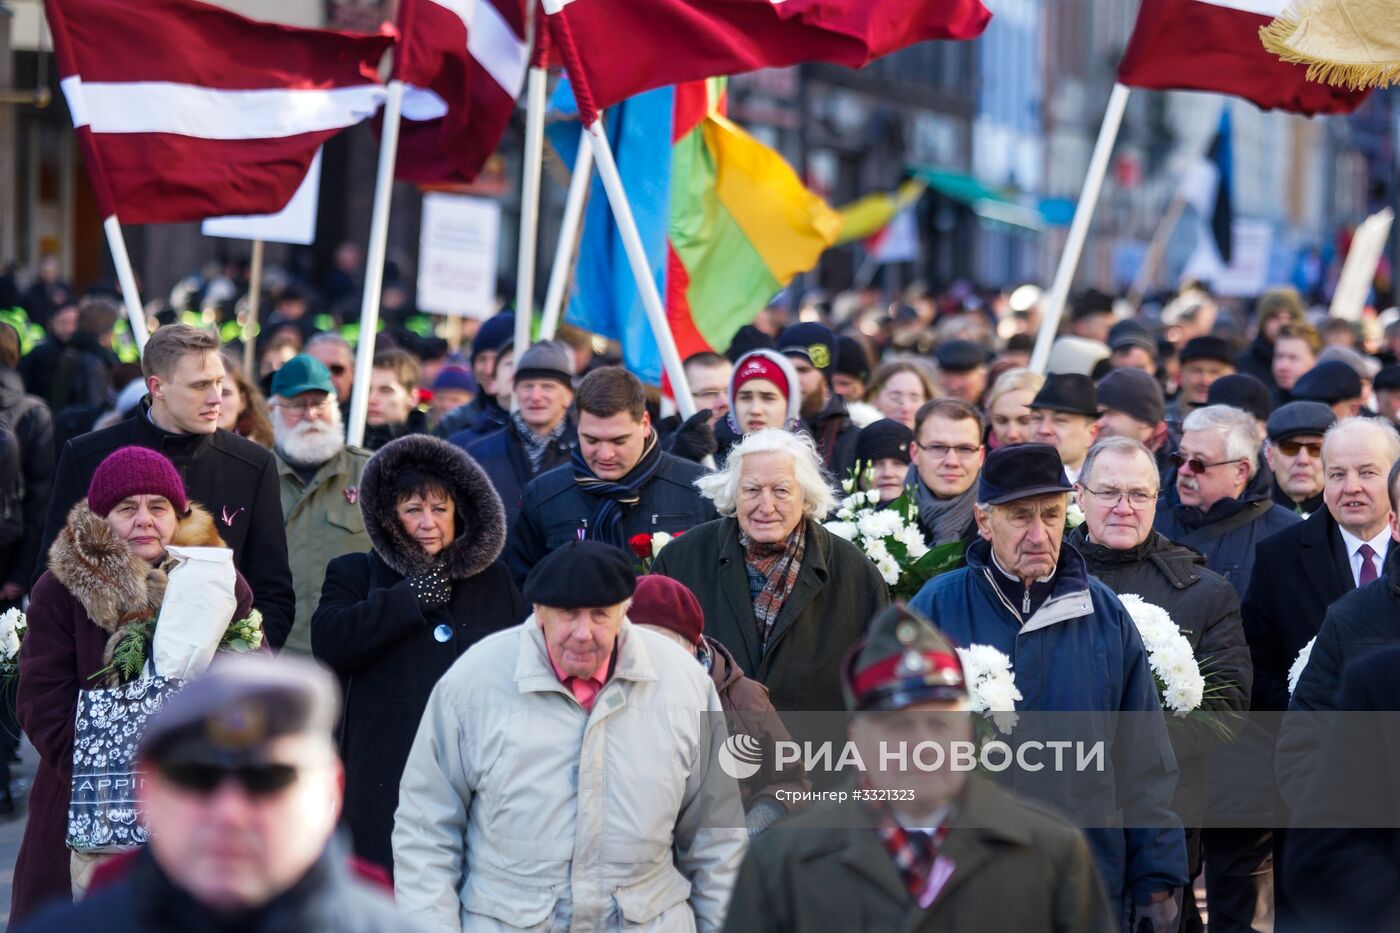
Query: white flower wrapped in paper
824 520 857 542
151 546 238 680
956 644 1022 733
1289 637 1317 697
0 607 25 664
1118 594 1206 714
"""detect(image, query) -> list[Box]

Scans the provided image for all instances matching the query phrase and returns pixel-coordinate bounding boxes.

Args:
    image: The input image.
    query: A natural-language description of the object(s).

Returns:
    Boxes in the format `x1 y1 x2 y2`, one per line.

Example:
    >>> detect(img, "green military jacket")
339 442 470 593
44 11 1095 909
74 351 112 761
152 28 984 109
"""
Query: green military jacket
277 445 372 653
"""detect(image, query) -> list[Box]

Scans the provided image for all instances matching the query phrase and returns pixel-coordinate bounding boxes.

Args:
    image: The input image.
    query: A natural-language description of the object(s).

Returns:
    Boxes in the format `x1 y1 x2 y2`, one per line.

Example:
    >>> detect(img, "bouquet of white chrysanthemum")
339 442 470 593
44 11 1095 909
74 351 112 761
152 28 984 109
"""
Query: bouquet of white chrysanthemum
1288 636 1316 697
825 465 965 599
1117 594 1206 715
0 607 25 677
956 643 1021 734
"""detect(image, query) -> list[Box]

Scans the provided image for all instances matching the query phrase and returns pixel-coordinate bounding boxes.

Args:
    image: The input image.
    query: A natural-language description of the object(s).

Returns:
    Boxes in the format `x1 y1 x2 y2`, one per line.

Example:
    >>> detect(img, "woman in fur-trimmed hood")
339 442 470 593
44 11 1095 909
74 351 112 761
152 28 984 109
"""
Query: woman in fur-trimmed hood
12 447 254 924
310 434 524 873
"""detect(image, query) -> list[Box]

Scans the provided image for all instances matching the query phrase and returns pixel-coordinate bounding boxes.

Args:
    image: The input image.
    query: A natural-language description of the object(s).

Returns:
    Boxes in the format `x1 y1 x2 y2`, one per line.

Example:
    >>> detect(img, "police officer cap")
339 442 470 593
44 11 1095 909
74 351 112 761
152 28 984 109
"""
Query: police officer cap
843 604 967 712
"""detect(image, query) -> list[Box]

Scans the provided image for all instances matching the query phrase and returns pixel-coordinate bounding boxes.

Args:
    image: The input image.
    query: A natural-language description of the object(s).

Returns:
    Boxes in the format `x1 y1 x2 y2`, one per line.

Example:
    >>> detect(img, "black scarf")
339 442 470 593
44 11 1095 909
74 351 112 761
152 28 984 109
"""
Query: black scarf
570 430 662 548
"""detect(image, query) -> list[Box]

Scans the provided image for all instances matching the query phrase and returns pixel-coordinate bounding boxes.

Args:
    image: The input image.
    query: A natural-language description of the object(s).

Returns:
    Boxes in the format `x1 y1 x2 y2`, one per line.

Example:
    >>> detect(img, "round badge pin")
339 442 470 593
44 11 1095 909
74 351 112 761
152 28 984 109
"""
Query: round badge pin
433 624 453 643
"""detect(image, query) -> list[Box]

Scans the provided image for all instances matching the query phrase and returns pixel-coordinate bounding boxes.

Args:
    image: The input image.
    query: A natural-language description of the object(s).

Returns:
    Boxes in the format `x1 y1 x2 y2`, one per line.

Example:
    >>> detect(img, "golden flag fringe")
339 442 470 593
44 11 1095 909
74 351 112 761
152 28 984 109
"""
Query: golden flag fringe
1260 0 1400 91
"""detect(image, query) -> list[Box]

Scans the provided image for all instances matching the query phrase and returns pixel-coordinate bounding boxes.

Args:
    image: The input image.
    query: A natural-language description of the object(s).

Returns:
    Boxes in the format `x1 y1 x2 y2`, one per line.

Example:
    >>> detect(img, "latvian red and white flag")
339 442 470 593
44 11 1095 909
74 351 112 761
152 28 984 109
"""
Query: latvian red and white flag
544 0 991 123
44 0 392 225
393 0 529 184
1118 0 1368 115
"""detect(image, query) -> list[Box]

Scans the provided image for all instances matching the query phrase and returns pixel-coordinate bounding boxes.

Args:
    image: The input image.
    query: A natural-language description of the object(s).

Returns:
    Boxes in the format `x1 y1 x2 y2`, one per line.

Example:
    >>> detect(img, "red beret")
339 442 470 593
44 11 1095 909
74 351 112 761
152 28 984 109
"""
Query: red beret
629 575 704 646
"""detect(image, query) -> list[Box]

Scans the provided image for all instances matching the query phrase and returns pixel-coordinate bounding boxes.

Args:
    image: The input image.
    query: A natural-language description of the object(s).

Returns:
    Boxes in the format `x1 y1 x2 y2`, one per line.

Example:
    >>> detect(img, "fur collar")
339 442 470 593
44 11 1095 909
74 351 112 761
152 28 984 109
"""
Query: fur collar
360 434 507 580
47 500 225 634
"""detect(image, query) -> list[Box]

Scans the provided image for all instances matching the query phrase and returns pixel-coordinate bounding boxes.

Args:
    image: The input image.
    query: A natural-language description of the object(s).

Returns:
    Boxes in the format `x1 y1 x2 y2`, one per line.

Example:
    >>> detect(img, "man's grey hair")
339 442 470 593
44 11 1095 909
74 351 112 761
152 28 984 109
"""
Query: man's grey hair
1322 416 1400 468
306 332 353 354
1079 437 1160 490
1182 405 1261 479
695 428 834 519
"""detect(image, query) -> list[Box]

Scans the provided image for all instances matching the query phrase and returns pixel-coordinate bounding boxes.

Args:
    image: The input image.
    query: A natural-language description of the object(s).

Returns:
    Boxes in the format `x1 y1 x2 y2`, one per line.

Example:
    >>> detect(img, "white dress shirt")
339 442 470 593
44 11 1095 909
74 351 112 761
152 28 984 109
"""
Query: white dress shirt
1339 525 1391 588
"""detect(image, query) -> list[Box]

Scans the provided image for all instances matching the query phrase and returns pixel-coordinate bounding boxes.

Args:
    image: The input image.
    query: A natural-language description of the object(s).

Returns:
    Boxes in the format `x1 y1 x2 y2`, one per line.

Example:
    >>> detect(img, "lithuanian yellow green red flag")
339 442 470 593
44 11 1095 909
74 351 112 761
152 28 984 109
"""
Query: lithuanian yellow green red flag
550 78 840 384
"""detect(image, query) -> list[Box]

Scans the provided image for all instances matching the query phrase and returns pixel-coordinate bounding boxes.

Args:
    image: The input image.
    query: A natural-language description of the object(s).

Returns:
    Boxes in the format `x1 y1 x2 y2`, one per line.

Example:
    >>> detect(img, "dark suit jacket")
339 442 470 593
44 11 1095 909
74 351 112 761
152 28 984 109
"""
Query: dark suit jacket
1242 508 1356 713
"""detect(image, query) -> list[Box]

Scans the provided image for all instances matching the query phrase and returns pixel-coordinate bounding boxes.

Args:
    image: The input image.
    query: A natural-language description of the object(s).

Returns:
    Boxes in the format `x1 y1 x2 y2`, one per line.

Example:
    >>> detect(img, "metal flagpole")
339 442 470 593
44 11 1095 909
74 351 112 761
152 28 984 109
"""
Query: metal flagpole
346 78 406 448
585 118 697 419
101 216 149 349
243 238 264 375
514 65 548 357
540 129 594 339
1030 82 1131 374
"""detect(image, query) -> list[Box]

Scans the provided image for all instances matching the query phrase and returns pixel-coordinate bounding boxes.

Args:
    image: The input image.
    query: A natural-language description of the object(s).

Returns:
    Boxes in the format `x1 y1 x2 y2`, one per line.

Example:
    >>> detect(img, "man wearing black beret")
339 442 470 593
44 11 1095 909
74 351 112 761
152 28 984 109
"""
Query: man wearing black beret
394 541 747 930
933 340 989 404
833 336 872 402
1375 364 1400 426
1290 360 1363 421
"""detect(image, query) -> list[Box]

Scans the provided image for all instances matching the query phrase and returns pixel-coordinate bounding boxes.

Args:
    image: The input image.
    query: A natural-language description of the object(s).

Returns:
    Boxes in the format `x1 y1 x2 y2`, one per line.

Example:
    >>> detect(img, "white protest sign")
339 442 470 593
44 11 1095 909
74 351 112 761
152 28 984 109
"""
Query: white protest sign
201 149 322 246
417 193 500 319
1330 208 1395 322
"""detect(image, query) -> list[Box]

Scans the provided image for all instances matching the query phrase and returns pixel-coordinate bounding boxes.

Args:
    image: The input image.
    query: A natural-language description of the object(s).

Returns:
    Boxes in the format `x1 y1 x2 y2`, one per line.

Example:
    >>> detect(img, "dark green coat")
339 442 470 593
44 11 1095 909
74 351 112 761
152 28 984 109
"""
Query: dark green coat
724 778 1115 933
650 516 889 714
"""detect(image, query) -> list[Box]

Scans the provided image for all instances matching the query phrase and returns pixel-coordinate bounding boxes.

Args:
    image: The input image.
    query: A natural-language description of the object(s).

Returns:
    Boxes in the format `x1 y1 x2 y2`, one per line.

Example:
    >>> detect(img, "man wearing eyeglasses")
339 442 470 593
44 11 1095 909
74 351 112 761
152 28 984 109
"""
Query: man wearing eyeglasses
1263 402 1336 518
1068 437 1252 933
268 355 371 654
909 443 1188 931
907 399 985 549
1154 405 1299 602
16 655 428 932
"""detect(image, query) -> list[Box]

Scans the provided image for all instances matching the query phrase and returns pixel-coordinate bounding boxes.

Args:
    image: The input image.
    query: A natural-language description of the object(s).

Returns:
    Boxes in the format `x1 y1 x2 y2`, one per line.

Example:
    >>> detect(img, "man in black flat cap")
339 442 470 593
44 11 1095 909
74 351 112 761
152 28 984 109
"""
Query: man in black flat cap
394 541 747 931
725 604 1114 933
17 655 428 933
1205 374 1274 435
1029 373 1099 483
778 322 858 474
833 335 872 402
1166 336 1236 425
1289 360 1364 421
933 340 989 405
911 444 1189 930
1263 401 1336 517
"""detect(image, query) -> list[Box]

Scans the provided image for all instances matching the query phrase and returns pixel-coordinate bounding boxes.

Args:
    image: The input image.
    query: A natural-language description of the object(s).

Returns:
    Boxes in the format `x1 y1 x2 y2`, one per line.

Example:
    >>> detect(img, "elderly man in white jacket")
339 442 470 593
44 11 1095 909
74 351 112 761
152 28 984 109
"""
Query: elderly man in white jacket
393 540 748 932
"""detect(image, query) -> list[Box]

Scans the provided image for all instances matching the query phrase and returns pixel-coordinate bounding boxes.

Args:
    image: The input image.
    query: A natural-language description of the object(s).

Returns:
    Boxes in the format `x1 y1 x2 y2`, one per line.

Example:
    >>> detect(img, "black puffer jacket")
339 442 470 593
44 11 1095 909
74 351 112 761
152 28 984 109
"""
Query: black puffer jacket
310 435 524 872
0 368 53 591
1069 527 1252 825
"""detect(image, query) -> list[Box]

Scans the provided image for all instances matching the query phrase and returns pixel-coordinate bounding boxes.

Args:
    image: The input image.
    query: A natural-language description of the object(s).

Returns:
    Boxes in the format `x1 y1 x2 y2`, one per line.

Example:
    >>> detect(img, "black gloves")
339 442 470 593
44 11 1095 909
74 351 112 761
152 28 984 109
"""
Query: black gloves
406 565 451 610
667 409 718 463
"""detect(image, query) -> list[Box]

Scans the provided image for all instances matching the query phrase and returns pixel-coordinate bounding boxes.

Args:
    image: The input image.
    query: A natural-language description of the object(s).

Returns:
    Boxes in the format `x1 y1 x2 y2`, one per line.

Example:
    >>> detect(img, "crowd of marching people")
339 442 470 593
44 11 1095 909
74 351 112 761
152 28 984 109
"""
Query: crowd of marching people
2 255 1400 932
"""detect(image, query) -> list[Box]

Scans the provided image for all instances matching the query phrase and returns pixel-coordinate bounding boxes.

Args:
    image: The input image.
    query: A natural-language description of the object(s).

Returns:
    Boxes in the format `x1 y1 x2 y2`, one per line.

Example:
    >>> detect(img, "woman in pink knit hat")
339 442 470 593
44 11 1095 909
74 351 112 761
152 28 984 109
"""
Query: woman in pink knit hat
11 446 253 923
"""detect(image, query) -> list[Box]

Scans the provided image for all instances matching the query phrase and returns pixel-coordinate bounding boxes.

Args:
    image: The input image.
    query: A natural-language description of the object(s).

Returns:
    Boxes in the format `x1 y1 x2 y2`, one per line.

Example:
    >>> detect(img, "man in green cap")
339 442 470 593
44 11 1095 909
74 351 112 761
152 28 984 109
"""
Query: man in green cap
724 604 1114 932
268 354 371 652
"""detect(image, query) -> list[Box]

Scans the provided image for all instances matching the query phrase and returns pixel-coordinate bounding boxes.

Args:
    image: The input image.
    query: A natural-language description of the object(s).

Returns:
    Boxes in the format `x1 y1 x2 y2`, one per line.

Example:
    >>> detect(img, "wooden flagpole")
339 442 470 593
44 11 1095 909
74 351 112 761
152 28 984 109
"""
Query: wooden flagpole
540 130 593 339
102 216 149 349
1030 83 1130 374
242 238 264 375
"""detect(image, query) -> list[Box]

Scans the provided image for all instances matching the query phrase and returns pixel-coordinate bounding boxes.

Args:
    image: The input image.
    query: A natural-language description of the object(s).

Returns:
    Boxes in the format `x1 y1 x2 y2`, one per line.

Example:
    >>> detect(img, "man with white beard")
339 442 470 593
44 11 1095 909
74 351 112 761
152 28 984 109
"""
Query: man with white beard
268 355 371 653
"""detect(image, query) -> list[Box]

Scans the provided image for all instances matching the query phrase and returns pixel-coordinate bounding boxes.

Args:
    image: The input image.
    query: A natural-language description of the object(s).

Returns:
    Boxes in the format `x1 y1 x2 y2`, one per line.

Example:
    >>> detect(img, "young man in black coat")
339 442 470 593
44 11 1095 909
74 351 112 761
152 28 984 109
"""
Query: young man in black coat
506 367 716 588
35 324 295 647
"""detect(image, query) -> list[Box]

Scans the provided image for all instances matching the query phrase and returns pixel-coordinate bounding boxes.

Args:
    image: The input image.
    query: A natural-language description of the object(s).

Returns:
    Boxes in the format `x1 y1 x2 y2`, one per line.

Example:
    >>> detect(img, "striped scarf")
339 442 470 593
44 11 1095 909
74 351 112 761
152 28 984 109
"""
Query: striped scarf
570 430 661 548
743 521 807 658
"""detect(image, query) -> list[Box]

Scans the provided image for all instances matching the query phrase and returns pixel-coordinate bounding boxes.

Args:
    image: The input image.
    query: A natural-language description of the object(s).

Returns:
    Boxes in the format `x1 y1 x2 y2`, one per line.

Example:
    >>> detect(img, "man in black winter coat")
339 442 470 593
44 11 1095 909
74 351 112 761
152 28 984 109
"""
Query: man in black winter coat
1279 647 1400 933
1069 437 1252 932
506 367 716 588
35 325 295 647
1276 459 1400 810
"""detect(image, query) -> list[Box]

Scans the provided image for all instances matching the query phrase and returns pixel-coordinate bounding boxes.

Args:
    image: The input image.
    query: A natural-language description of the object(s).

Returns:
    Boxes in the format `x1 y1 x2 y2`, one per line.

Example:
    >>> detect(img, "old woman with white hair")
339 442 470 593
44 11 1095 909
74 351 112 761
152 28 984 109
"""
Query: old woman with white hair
651 428 889 714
